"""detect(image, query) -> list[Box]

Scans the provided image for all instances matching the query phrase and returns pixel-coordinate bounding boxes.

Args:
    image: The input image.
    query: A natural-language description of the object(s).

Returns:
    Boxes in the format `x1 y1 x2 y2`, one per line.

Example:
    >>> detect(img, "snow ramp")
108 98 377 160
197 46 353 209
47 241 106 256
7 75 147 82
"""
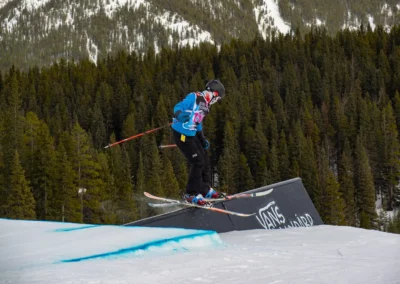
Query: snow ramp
0 218 223 274
128 177 324 232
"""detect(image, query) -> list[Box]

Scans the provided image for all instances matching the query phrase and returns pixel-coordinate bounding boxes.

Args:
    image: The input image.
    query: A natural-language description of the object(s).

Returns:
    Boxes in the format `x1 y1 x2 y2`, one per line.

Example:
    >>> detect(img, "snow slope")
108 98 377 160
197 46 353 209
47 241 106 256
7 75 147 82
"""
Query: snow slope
254 0 291 38
1 218 399 284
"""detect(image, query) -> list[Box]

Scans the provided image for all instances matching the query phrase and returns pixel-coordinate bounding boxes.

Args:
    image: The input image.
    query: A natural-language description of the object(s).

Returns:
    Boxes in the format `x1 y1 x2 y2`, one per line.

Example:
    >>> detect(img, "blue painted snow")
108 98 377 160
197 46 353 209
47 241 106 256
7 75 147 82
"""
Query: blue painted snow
60 230 218 263
53 225 98 232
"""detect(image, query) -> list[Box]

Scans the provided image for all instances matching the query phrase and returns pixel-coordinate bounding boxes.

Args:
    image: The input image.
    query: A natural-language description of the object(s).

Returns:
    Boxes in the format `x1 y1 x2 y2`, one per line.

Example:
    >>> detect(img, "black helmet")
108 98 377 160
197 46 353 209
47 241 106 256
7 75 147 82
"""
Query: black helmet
205 80 225 98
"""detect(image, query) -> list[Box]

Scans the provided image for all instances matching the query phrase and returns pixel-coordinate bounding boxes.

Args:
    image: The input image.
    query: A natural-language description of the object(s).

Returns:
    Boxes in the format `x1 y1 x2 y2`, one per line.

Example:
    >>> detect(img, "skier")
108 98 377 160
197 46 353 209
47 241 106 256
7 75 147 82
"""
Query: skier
171 79 226 205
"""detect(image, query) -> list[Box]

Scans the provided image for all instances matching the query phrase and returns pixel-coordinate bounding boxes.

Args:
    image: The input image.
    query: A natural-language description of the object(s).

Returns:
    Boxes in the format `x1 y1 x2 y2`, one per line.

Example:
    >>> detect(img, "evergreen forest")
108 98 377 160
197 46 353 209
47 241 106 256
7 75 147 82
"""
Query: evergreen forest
1 25 400 233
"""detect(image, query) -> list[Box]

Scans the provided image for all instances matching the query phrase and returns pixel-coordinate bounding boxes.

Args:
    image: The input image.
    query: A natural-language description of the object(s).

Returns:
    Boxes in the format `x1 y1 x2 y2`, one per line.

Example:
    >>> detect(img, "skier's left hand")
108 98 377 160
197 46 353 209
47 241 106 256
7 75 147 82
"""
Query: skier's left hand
202 139 210 150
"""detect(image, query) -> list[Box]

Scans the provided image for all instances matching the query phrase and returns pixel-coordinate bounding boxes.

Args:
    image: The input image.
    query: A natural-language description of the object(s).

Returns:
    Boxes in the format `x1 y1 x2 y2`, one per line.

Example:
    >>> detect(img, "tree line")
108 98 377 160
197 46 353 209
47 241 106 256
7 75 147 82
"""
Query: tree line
1 25 400 233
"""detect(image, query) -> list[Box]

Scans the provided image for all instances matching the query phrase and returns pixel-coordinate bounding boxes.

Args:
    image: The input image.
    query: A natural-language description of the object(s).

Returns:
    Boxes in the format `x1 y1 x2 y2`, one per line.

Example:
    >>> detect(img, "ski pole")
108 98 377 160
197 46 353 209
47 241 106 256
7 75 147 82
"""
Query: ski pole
158 144 177 149
104 122 174 149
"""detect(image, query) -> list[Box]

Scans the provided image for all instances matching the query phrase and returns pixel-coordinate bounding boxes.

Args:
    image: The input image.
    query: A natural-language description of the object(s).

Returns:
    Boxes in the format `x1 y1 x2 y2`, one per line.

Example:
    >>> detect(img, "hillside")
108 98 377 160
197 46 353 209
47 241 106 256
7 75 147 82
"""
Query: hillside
0 0 399 71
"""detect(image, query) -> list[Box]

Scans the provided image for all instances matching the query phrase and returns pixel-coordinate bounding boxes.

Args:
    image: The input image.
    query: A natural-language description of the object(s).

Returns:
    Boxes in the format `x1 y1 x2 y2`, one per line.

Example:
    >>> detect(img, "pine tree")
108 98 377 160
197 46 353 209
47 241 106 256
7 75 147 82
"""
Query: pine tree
135 152 147 219
318 146 346 225
381 103 400 210
302 105 321 146
118 147 137 223
1 73 24 188
22 112 57 220
354 136 377 229
278 130 291 180
95 82 114 136
49 143 80 222
251 115 269 187
176 162 188 192
96 152 117 224
393 91 400 134
106 132 137 223
121 110 138 176
90 102 107 149
268 143 280 183
153 95 170 144
293 121 319 207
111 75 130 137
145 136 163 197
237 153 254 191
161 156 180 198
0 115 5 216
218 121 239 194
5 151 36 220
338 139 357 226
69 123 104 223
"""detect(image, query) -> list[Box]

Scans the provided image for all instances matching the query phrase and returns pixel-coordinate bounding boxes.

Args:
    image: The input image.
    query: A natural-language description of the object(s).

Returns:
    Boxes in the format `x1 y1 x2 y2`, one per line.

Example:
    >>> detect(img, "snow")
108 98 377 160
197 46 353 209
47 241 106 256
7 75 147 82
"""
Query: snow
382 3 393 17
0 0 10 10
21 0 52 11
368 14 376 30
254 0 291 38
86 33 99 63
316 18 324 26
375 193 399 221
305 18 326 28
1 218 400 284
0 0 213 59
343 10 361 31
102 0 148 18
153 11 214 47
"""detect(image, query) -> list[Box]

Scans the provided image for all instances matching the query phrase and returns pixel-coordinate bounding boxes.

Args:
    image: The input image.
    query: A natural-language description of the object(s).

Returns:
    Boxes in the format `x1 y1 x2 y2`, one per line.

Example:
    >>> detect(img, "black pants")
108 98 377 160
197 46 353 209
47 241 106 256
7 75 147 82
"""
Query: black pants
173 130 210 196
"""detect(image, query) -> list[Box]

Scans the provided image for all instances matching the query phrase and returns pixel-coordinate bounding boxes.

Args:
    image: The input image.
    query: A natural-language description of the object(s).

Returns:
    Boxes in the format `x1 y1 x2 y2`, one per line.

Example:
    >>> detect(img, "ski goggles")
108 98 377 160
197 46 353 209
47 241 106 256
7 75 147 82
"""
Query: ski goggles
209 92 221 105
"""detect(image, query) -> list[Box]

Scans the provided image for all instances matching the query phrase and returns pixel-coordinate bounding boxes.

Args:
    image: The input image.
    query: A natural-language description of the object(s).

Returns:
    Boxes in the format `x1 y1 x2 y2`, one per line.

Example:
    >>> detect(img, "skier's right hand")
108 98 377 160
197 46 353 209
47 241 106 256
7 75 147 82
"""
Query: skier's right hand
175 111 190 122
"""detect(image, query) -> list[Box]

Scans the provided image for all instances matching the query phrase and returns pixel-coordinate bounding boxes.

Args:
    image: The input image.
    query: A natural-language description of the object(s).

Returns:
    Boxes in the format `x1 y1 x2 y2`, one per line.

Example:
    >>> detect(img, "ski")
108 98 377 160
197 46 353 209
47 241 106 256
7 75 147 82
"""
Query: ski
204 188 274 202
144 192 255 217
148 202 180 208
147 188 274 208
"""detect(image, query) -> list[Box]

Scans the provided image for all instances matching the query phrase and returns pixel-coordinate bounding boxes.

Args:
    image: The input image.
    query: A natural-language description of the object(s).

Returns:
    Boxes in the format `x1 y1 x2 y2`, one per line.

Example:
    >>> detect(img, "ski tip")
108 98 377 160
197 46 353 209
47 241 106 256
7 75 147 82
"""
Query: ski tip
241 213 256 217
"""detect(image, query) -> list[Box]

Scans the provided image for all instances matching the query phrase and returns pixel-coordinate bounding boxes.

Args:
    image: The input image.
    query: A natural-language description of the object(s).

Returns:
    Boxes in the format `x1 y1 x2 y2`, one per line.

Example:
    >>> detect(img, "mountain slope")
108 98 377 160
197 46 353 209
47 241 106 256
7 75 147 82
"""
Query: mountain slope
0 0 399 71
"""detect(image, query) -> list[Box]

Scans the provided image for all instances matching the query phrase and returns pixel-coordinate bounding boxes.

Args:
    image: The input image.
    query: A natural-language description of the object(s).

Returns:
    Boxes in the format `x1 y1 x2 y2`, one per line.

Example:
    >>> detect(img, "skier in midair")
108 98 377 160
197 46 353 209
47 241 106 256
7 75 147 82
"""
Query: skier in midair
171 80 226 205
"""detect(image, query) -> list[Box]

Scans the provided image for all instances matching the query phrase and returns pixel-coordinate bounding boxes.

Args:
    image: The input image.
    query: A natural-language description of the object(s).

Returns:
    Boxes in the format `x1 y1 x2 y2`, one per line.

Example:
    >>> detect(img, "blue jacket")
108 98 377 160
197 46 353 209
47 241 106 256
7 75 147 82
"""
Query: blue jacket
171 92 210 136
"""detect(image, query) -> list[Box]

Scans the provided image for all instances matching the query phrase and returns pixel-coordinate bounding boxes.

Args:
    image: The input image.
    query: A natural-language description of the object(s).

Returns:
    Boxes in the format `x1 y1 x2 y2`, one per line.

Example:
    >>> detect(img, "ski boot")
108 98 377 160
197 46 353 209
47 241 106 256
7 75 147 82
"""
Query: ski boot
205 187 226 199
184 193 207 206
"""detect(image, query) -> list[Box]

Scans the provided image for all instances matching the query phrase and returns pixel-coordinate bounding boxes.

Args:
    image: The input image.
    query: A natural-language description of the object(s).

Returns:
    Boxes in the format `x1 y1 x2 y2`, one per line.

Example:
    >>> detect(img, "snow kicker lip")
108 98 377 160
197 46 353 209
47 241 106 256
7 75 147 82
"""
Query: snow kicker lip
59 231 223 263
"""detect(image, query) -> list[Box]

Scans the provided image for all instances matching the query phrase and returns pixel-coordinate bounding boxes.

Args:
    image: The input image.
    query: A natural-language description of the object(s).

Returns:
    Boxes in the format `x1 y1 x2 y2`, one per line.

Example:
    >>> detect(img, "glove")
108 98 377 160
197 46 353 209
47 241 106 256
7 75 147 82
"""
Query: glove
197 130 210 149
202 139 210 150
175 111 190 122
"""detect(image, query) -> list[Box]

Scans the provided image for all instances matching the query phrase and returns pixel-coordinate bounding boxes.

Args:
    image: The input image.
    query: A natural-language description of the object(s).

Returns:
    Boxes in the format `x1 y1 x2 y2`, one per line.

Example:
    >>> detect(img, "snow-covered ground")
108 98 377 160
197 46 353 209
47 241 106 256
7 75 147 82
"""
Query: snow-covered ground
1 218 399 284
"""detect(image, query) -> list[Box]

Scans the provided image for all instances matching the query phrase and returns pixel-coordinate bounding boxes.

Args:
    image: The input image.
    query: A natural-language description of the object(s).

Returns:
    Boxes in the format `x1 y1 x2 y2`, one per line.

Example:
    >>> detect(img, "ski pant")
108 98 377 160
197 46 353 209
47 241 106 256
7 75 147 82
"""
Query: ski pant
172 130 211 196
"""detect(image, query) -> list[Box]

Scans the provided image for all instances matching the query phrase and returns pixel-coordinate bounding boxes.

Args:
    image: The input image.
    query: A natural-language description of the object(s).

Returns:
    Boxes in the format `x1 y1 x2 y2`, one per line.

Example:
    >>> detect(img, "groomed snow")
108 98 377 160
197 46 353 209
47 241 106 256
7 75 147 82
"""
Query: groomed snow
1 218 399 284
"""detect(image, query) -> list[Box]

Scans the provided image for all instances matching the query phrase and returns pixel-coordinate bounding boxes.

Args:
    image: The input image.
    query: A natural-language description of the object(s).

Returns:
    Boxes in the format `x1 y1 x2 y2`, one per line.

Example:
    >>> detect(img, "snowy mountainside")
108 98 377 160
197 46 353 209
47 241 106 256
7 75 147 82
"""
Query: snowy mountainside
1 218 400 284
0 0 399 71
